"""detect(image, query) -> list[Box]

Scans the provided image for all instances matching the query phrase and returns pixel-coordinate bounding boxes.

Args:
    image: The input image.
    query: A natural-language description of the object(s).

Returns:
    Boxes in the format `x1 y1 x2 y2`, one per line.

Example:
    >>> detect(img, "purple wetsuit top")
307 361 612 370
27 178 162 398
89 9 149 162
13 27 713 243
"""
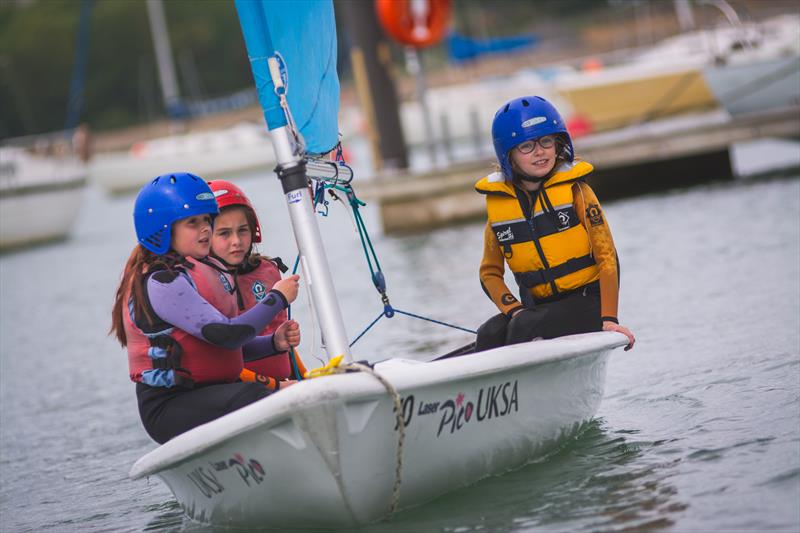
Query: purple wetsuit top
146 271 287 359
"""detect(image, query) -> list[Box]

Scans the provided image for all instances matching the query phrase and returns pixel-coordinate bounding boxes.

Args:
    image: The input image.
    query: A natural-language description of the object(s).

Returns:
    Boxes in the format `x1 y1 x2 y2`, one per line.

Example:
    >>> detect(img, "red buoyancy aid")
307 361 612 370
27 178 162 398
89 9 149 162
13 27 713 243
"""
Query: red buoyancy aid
125 257 243 386
237 258 292 379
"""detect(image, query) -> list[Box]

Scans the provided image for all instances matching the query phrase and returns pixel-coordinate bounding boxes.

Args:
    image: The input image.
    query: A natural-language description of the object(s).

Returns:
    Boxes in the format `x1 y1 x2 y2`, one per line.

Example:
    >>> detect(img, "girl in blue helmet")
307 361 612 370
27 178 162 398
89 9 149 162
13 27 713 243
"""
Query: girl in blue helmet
474 96 635 351
110 173 301 444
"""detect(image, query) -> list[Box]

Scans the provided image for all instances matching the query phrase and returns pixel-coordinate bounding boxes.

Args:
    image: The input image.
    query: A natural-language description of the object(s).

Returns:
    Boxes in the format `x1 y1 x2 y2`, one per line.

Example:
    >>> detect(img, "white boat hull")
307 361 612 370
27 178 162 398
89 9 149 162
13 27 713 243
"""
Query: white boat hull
0 147 87 249
131 332 626 528
89 123 276 194
0 185 86 249
704 55 800 116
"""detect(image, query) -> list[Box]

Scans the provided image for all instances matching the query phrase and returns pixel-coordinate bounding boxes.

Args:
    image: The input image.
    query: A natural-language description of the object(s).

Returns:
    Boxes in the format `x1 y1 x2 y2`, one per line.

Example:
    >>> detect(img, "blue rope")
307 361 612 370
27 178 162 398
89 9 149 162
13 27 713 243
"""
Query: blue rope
349 311 385 347
288 347 303 381
391 308 477 334
293 152 476 350
350 305 477 347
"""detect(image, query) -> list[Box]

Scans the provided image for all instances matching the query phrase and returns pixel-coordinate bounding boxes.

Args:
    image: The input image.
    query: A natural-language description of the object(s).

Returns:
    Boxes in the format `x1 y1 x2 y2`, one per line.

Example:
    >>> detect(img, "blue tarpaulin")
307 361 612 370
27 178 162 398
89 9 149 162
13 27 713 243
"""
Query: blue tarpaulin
447 32 538 64
234 0 340 155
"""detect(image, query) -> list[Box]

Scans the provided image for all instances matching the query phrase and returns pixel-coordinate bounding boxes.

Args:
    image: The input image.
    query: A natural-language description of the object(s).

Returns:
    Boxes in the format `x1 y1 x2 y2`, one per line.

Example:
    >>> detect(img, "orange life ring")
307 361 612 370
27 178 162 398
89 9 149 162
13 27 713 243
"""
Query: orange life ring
375 0 451 48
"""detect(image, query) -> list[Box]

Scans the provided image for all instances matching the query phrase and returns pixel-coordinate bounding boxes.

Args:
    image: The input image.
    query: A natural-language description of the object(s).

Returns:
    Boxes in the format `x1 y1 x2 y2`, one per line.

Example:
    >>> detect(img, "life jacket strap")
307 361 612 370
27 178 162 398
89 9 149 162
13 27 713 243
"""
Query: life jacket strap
148 335 195 387
515 254 596 288
270 256 289 273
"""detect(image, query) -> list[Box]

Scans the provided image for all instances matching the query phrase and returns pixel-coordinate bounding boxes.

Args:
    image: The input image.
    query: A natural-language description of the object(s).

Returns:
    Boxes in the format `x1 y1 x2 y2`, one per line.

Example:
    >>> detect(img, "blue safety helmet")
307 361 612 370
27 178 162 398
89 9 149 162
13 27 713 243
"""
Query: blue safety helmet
491 95 574 179
133 172 218 255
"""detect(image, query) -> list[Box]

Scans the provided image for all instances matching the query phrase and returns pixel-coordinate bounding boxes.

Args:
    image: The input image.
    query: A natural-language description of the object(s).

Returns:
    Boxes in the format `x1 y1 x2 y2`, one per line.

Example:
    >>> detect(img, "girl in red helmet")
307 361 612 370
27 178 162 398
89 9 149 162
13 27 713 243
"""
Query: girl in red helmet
208 179 309 390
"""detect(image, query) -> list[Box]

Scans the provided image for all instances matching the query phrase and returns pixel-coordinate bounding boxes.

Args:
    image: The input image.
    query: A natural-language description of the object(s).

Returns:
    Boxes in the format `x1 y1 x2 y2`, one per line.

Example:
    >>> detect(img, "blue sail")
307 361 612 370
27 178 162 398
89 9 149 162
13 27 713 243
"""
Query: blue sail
234 0 340 155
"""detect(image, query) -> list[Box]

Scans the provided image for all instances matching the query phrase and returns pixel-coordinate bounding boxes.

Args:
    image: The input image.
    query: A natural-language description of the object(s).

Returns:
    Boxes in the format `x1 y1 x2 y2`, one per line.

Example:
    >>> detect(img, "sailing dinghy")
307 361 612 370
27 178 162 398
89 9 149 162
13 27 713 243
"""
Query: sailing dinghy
130 1 629 528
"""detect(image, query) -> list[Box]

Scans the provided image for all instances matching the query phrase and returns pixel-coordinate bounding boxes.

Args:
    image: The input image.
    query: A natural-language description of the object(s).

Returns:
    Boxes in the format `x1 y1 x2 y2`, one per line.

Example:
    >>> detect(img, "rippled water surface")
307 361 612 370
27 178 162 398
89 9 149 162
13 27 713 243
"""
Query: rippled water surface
1 169 798 532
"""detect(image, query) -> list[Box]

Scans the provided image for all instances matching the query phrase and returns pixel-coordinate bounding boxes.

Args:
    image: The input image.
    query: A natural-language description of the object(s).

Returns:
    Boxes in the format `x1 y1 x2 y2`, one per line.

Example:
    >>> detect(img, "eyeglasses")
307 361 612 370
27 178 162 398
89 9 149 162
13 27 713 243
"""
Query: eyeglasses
515 135 556 154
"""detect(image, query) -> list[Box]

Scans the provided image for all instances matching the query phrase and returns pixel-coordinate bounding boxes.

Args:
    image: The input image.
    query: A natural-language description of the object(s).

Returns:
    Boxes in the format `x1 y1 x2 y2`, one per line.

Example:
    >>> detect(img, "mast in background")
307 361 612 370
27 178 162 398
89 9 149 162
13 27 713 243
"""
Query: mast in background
145 0 186 120
339 0 409 174
64 0 93 131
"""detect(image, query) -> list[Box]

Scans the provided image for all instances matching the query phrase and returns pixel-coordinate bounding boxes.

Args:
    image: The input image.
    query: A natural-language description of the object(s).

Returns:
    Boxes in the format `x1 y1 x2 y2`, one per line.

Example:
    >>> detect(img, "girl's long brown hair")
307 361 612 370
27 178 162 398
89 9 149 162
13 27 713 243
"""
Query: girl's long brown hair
109 245 182 347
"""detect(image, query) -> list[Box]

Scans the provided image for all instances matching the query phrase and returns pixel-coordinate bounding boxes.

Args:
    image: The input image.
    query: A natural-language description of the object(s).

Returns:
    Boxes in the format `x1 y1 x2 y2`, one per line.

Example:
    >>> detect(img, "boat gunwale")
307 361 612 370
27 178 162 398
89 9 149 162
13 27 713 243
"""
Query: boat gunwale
130 331 627 479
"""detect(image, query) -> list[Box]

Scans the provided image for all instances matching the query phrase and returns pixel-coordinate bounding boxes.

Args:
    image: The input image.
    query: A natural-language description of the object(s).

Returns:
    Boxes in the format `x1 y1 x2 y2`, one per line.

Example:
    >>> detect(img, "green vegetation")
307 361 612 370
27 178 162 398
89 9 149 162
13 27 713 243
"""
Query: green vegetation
0 0 251 138
5 0 783 139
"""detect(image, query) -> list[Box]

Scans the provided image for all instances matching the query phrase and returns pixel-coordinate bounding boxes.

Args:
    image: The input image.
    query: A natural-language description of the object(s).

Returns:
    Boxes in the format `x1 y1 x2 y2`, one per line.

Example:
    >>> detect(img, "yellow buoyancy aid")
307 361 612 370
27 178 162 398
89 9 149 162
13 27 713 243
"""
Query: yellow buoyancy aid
475 161 600 300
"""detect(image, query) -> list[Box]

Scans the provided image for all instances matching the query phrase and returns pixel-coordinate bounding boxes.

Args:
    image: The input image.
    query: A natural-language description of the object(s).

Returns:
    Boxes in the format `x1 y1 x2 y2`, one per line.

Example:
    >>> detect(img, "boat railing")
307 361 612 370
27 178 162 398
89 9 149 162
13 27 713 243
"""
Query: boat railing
0 126 90 163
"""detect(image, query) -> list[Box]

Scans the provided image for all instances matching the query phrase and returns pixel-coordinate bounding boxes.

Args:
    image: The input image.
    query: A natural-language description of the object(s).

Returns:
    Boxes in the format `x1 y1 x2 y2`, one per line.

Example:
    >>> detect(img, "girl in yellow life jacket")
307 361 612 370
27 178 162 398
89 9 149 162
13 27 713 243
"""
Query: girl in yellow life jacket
474 96 635 351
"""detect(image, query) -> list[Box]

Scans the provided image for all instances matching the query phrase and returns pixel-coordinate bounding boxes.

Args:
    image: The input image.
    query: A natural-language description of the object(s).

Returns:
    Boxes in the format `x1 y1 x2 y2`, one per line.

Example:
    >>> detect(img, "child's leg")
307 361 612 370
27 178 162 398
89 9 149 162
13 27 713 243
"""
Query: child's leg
136 381 271 444
475 313 510 352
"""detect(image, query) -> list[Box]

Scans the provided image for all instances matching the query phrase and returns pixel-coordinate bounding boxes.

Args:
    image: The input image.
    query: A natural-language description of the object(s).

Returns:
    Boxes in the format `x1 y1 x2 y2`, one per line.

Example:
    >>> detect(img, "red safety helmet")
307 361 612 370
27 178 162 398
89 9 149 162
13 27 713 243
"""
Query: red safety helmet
207 179 262 243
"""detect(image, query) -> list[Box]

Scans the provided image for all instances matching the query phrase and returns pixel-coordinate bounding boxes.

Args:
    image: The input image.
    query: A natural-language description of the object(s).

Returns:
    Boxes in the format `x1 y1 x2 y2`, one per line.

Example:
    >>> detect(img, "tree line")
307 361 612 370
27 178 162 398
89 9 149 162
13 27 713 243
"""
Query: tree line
0 0 252 138
0 0 616 140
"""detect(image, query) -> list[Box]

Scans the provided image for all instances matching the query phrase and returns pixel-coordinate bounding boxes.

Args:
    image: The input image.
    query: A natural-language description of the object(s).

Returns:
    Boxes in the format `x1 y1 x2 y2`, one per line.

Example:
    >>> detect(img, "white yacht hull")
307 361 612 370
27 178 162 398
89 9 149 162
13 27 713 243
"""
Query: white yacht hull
90 123 276 194
131 332 626 528
704 55 800 116
0 185 86 249
0 147 87 250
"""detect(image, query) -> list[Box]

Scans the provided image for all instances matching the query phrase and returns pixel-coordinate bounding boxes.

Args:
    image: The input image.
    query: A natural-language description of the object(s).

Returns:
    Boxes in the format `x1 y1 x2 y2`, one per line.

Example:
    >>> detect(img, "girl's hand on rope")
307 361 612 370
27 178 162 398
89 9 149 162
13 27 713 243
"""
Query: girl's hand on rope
280 379 297 388
603 321 635 351
274 320 301 351
273 274 300 304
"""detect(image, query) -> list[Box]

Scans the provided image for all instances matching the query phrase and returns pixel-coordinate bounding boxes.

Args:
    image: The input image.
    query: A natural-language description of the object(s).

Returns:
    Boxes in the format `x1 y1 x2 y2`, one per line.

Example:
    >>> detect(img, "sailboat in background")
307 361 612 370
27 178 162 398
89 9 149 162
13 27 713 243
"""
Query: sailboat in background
701 13 800 116
89 0 274 195
0 131 88 250
89 121 275 195
130 1 628 527
1 0 91 251
555 11 800 132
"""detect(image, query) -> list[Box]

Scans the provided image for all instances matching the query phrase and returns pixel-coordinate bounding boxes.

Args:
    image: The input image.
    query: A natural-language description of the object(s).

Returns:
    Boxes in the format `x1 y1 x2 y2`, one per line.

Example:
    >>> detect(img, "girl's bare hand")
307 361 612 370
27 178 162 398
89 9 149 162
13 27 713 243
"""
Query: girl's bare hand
603 321 635 351
274 320 301 351
272 274 300 304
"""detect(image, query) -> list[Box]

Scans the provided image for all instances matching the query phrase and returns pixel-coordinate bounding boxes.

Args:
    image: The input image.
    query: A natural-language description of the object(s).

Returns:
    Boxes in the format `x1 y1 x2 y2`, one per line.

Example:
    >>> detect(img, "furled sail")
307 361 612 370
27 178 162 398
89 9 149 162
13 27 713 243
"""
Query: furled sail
234 0 351 362
234 0 340 155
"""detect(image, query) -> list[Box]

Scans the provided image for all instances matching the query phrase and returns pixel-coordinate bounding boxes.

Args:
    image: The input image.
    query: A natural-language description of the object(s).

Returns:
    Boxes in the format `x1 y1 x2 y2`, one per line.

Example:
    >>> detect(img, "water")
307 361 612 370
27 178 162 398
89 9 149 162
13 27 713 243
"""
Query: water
1 168 798 532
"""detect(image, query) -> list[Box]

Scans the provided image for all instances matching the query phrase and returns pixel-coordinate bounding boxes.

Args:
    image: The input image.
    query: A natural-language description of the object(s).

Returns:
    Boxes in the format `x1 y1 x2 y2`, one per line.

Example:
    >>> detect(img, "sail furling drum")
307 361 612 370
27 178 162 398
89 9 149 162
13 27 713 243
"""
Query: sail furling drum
234 0 351 362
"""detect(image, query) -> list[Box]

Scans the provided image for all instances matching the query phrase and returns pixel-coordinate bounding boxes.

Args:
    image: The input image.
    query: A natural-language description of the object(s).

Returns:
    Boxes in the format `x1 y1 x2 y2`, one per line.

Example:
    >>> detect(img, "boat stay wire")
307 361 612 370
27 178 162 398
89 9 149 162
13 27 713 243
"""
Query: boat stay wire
288 149 477 354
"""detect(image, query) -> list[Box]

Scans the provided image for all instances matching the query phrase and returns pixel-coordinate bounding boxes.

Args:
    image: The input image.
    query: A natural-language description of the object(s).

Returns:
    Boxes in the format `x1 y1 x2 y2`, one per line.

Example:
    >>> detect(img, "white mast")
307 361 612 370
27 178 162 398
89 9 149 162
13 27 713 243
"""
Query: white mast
270 125 353 363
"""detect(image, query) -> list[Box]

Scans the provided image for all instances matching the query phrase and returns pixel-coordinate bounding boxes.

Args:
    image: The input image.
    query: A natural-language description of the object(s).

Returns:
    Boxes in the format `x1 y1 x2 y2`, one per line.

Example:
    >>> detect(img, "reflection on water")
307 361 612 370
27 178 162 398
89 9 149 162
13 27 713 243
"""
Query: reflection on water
142 421 684 533
387 421 684 533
